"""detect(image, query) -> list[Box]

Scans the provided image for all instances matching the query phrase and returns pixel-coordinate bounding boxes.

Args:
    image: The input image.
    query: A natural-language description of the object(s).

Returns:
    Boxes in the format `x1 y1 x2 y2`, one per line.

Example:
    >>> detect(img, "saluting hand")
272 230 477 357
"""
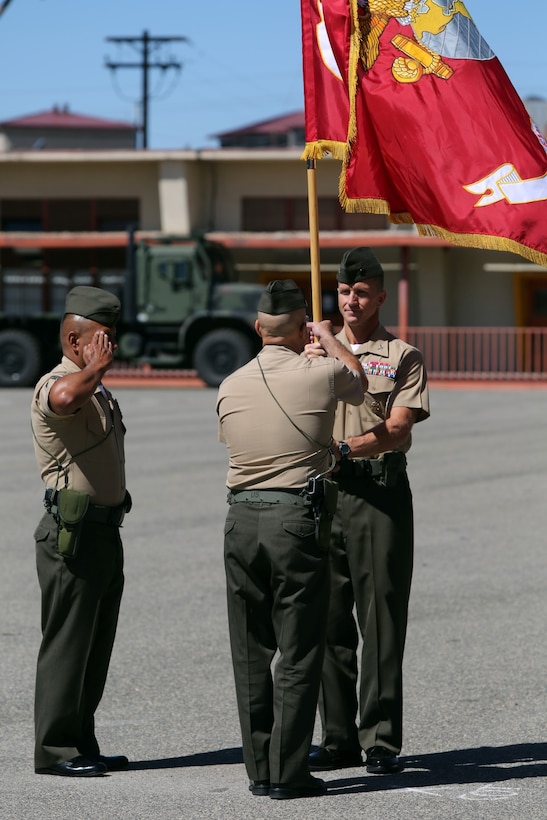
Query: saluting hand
82 330 114 370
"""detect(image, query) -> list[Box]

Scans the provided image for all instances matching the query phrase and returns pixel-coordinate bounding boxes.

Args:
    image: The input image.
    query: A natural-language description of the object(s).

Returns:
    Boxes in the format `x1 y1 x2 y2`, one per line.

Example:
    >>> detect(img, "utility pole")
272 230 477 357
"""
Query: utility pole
105 31 189 148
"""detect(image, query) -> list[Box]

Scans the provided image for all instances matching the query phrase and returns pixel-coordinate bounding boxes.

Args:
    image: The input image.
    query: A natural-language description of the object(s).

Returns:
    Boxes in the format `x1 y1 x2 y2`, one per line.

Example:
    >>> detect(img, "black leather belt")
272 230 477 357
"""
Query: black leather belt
336 458 385 479
336 452 407 481
44 488 129 527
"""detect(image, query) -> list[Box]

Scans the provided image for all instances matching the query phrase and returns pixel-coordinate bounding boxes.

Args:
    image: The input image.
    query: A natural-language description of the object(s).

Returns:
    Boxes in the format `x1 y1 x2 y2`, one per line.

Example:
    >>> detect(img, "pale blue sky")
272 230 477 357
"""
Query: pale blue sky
0 0 545 149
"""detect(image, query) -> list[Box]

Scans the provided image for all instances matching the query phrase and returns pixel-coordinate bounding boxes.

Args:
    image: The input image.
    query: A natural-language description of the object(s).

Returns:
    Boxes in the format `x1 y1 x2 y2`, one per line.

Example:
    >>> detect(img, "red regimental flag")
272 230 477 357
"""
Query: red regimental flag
305 0 547 266
301 0 354 160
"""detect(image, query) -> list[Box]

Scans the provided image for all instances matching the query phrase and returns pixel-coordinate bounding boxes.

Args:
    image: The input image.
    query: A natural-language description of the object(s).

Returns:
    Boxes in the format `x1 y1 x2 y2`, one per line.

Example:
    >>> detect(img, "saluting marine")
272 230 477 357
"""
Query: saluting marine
32 286 131 778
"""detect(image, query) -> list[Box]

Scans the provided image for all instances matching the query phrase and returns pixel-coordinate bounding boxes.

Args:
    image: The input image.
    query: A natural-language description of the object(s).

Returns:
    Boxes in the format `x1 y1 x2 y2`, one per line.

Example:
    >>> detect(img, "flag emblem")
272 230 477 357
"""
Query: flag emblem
301 0 547 266
357 0 494 84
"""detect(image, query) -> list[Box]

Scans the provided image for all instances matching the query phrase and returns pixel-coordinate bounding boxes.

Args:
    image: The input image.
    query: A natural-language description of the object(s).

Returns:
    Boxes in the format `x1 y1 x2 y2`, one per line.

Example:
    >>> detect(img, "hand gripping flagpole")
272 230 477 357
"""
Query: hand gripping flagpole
306 159 323 323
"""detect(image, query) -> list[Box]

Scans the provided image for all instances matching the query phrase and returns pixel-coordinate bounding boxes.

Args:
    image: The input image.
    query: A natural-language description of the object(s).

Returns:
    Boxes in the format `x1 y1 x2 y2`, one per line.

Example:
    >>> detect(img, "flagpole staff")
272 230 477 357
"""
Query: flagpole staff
306 159 323 322
398 245 410 342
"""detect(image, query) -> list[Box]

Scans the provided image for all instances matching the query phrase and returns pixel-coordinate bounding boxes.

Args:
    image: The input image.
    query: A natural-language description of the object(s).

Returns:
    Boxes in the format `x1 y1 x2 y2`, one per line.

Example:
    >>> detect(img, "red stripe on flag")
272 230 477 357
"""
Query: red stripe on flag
301 0 352 159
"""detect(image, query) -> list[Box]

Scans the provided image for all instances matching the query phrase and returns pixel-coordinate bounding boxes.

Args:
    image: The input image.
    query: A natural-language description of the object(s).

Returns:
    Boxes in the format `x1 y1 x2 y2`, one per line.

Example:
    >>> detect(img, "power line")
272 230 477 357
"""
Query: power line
105 30 189 148
0 0 15 17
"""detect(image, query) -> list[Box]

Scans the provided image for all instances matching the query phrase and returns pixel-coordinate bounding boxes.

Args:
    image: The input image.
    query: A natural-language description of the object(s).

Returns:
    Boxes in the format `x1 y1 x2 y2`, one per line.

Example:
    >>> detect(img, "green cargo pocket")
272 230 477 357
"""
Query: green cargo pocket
33 524 51 543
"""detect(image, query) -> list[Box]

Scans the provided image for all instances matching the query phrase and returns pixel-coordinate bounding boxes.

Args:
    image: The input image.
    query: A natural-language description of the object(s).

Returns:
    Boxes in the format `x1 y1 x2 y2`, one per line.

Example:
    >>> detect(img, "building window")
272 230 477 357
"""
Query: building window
0 199 43 231
47 200 93 231
242 197 388 231
96 199 140 230
0 198 139 231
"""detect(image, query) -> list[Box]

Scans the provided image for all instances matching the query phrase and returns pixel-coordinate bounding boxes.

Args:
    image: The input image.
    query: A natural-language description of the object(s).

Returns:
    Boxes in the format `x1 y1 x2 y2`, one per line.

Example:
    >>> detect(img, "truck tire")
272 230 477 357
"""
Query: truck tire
194 328 253 387
0 329 42 387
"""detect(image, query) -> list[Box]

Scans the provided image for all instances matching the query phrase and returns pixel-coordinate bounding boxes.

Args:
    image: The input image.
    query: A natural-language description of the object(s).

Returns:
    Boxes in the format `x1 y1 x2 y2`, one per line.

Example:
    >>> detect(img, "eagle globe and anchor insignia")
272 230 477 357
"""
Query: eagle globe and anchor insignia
353 0 547 208
357 0 494 84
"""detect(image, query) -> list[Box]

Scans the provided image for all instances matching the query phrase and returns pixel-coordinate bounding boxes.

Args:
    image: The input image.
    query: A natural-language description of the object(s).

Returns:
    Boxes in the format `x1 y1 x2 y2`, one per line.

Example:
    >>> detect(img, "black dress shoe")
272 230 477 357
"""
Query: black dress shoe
35 756 107 777
365 746 401 774
308 746 363 771
248 779 270 796
96 755 129 772
269 775 327 800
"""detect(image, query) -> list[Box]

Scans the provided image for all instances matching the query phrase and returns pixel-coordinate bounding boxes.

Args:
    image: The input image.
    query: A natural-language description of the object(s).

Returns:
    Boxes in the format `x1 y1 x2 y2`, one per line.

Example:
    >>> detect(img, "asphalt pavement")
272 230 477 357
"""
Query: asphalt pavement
1 384 546 819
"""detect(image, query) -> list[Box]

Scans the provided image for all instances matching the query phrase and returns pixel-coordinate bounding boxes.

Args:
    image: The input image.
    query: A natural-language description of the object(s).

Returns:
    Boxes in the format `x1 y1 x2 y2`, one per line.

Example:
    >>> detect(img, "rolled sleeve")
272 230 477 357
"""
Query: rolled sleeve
389 349 430 422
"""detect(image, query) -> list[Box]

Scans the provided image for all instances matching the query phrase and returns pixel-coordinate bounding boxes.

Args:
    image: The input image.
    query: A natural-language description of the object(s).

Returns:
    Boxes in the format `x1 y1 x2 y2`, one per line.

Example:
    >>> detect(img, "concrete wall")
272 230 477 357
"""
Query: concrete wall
446 248 516 326
0 127 135 150
0 149 543 327
158 160 191 234
0 156 161 229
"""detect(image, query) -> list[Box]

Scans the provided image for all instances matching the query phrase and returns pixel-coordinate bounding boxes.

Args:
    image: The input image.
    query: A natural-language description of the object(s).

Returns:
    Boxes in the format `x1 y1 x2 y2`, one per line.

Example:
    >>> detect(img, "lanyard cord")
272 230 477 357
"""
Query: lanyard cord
257 353 337 477
31 379 114 490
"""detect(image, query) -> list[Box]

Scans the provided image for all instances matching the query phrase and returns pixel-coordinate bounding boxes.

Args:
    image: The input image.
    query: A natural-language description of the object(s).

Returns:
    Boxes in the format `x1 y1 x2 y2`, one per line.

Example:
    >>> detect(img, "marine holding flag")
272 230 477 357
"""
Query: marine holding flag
301 0 547 267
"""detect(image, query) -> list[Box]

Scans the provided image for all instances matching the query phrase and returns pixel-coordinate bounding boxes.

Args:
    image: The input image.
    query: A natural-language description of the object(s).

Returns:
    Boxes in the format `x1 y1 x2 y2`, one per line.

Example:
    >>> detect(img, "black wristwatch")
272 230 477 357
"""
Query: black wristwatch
338 441 351 460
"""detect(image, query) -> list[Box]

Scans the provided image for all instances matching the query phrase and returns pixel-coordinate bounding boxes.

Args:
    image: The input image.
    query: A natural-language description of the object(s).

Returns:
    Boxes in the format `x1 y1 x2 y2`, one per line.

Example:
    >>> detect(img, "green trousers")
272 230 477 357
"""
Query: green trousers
318 472 413 755
34 511 124 769
224 500 329 785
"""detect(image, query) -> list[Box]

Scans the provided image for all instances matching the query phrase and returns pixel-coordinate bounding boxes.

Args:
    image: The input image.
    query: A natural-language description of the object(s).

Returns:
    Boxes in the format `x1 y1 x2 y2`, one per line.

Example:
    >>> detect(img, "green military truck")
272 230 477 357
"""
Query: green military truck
0 229 264 387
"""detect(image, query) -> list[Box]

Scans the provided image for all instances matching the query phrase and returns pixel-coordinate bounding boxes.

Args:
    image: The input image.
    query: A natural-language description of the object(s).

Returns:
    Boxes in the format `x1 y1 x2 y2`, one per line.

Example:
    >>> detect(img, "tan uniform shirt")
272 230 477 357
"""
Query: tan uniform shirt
31 356 126 506
217 344 365 490
333 324 430 456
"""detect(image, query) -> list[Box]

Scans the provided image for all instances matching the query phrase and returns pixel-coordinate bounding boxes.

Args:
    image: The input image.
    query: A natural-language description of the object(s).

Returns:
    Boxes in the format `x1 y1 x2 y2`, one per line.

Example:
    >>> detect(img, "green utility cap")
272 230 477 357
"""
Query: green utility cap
337 247 384 284
64 286 121 327
257 279 307 315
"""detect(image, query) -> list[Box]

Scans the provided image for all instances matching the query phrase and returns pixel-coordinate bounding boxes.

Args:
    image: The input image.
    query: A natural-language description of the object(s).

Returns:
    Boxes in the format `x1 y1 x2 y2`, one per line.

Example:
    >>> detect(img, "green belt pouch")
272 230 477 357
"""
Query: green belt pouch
56 489 90 558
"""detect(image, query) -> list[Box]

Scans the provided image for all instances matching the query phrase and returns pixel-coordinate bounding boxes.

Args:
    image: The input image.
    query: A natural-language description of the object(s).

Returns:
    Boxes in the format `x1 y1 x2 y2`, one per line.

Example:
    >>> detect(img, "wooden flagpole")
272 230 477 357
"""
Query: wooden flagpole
306 159 323 322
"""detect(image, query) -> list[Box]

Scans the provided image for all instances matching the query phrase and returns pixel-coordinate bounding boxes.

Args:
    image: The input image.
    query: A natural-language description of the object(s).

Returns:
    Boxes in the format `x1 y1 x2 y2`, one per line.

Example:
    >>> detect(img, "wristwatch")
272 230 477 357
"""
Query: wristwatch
338 440 351 459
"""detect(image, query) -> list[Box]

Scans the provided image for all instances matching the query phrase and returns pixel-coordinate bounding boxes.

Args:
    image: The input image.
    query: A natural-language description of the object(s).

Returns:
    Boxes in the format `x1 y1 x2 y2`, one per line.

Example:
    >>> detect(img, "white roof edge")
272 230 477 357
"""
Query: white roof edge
0 148 312 163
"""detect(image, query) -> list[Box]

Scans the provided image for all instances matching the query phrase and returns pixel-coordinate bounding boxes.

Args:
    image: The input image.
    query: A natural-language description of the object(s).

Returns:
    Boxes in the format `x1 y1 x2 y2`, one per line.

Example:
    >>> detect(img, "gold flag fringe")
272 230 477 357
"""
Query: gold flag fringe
390 212 416 224
346 0 361 149
416 223 547 268
339 185 392 216
301 141 347 161
338 183 547 266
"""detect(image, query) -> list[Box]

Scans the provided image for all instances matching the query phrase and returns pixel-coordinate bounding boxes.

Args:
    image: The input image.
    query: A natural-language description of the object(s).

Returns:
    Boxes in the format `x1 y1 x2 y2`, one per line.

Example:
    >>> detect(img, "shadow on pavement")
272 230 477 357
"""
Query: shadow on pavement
126 741 547 788
128 747 244 770
326 742 547 795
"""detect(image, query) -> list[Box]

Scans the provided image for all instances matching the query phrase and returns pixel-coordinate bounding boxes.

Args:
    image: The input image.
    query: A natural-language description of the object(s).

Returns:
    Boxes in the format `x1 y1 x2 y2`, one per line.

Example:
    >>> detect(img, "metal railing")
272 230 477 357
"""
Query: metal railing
400 327 547 381
106 327 547 383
